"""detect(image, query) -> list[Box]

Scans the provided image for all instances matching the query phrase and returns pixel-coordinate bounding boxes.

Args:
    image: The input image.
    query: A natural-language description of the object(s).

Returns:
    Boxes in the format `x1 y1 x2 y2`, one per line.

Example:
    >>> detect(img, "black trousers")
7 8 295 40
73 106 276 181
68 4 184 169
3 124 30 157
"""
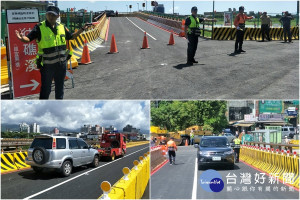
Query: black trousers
234 147 240 162
39 61 67 99
235 29 245 51
168 151 176 164
187 34 198 62
261 24 271 41
283 27 292 42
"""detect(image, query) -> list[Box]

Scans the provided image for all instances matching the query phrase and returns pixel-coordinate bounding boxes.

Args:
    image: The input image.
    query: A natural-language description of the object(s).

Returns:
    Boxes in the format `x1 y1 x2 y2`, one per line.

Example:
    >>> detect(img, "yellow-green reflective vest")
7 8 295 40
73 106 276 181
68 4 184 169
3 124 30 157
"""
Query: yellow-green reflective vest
36 21 71 65
187 15 200 34
234 138 241 148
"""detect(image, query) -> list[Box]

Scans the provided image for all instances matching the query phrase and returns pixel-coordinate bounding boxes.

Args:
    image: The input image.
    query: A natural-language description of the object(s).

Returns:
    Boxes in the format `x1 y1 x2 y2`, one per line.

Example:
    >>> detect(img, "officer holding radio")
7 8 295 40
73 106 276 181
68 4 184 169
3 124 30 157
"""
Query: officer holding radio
185 6 217 65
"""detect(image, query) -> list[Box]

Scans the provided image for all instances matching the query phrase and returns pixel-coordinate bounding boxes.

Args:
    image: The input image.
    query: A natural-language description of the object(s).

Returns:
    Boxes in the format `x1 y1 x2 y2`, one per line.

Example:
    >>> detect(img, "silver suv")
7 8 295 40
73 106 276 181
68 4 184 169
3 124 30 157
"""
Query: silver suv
25 135 99 177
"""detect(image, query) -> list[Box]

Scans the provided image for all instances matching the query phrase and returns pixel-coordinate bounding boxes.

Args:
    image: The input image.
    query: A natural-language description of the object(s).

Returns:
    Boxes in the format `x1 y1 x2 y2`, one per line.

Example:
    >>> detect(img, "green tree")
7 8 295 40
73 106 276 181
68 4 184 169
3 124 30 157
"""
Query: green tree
151 101 228 133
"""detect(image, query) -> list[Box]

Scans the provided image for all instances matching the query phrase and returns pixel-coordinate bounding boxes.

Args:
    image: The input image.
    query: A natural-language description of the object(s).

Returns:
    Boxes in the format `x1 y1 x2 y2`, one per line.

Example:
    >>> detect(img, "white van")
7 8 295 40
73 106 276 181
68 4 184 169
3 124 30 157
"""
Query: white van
281 126 295 139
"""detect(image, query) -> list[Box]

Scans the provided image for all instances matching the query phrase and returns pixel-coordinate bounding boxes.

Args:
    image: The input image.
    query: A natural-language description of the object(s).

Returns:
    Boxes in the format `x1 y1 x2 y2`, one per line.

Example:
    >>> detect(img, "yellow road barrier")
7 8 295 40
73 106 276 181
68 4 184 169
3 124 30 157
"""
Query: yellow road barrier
1 153 18 173
1 151 30 174
212 27 299 40
99 152 150 199
240 145 299 189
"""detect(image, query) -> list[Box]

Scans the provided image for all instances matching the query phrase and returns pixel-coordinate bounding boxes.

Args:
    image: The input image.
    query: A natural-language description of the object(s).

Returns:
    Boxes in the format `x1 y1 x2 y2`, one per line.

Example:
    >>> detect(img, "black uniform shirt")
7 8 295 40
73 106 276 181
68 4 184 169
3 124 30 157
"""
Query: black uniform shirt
26 20 73 42
185 16 204 26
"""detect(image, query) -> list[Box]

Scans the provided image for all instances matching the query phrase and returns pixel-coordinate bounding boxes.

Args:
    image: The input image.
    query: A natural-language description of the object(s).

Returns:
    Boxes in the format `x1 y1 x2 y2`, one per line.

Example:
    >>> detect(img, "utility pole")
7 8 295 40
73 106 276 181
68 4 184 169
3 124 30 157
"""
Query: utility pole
173 0 174 14
212 0 215 39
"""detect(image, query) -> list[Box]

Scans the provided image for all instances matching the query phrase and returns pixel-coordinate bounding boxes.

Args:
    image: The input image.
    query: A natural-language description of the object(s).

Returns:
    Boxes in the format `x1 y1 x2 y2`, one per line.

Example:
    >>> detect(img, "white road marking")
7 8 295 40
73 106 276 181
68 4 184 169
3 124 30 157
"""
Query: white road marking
23 146 149 200
192 157 198 200
126 17 157 40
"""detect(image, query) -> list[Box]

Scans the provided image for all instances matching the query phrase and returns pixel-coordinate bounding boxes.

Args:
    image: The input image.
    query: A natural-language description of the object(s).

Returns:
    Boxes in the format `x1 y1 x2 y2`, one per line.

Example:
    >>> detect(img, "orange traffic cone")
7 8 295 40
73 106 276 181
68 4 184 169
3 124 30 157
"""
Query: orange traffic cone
185 139 188 146
168 31 175 45
141 32 150 49
81 40 92 64
179 19 186 37
108 34 119 54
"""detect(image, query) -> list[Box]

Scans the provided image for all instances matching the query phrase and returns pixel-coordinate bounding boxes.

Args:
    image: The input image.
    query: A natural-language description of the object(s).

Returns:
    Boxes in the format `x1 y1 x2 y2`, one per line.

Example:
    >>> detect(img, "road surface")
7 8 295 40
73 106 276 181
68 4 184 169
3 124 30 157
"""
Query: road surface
3 17 298 100
151 146 299 199
1 144 149 199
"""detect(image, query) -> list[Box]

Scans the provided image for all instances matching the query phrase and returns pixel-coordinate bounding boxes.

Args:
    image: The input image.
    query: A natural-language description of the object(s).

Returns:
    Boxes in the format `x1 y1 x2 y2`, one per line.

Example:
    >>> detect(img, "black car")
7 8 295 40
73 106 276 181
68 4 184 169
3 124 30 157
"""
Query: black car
195 136 235 170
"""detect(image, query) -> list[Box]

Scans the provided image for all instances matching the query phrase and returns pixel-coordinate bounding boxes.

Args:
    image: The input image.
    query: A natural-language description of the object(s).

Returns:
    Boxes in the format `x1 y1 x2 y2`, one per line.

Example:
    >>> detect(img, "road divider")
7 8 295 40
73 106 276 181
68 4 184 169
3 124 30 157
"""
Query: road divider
151 145 167 173
212 27 299 40
240 145 299 189
1 153 18 173
99 152 150 199
1 152 30 174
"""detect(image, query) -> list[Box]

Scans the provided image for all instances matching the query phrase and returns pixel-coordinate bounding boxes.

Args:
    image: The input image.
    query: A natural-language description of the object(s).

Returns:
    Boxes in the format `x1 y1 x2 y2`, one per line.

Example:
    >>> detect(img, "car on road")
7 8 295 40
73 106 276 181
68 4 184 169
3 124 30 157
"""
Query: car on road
25 135 100 177
195 136 235 170
281 126 296 139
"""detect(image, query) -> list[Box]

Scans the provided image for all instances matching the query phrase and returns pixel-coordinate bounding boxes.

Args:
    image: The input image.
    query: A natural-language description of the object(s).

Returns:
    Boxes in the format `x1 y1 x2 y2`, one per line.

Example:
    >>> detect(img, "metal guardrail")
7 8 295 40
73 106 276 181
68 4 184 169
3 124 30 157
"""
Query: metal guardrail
244 141 299 152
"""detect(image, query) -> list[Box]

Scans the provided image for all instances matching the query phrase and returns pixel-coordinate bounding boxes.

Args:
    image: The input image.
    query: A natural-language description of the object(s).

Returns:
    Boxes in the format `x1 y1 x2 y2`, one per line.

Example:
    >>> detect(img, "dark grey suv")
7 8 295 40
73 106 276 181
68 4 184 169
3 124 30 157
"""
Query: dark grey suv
195 136 235 170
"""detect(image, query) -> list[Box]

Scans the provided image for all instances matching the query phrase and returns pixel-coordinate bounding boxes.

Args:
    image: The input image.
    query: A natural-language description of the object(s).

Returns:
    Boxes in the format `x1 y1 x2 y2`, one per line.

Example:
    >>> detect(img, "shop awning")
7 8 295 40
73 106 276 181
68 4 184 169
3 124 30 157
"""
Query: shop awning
233 123 255 127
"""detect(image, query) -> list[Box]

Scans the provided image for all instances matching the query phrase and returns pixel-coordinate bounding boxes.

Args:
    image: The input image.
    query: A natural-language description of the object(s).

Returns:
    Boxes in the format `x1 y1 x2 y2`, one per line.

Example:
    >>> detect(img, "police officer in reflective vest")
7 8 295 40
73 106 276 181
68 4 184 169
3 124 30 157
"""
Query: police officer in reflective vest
184 6 217 65
167 137 178 165
15 6 90 99
233 135 241 163
233 6 254 54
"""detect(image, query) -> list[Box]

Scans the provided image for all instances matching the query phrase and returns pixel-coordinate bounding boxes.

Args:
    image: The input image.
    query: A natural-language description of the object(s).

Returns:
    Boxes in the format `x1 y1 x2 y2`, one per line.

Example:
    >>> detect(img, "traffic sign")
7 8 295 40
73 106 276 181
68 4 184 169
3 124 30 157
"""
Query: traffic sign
7 19 41 98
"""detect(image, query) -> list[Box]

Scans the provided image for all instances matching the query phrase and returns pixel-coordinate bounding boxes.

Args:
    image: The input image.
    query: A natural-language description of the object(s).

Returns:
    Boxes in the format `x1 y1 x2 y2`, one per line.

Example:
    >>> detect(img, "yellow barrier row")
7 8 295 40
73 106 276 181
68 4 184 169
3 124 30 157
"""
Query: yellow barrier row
69 14 107 60
240 145 299 189
99 152 150 199
212 27 299 40
1 152 30 174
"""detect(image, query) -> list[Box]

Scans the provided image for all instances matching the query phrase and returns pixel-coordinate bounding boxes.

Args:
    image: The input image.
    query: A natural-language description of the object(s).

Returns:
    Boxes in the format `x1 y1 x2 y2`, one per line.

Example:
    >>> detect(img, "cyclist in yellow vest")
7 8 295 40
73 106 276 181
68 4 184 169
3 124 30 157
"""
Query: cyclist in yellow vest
15 6 90 99
233 135 241 163
184 6 217 65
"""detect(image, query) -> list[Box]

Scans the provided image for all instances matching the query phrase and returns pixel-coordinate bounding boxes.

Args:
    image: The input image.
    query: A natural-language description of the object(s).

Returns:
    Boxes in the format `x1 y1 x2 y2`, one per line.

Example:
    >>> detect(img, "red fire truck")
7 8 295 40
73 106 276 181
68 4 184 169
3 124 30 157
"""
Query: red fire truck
97 132 127 161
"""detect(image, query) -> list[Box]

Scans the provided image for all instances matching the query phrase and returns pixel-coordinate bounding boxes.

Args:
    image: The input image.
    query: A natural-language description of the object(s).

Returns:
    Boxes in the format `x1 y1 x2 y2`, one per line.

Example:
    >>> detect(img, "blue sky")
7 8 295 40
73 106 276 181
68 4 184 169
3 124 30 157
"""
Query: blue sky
57 1 298 15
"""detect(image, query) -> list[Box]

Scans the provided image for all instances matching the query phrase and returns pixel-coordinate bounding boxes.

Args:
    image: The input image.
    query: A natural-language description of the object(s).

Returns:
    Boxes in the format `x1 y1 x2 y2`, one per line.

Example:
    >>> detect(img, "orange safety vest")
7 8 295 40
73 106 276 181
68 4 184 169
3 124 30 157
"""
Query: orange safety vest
167 140 177 151
234 13 252 27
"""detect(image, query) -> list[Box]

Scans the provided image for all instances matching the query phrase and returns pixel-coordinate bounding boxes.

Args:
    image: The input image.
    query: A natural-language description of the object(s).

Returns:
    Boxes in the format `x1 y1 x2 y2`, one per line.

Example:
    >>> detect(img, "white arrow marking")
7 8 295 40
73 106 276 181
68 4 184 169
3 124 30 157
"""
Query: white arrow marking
20 79 39 91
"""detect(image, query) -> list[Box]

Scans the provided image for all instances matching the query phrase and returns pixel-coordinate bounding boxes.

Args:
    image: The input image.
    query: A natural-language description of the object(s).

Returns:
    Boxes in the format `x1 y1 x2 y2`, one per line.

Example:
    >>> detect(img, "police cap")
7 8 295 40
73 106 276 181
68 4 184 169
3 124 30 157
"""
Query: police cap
191 6 198 12
46 6 60 16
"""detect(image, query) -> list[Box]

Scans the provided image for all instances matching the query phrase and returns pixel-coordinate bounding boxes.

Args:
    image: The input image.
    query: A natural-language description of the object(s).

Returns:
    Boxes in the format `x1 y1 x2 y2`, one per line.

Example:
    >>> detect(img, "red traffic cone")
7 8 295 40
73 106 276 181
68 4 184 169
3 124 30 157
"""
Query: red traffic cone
185 139 188 146
108 34 119 54
81 40 92 64
141 32 150 49
168 31 175 45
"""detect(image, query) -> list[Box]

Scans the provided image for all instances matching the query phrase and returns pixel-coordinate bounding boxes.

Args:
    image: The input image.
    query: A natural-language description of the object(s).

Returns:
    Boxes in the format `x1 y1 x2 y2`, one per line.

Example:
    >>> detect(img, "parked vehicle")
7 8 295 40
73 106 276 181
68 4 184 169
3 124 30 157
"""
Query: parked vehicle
97 132 126 161
195 136 235 170
281 126 295 138
25 135 99 177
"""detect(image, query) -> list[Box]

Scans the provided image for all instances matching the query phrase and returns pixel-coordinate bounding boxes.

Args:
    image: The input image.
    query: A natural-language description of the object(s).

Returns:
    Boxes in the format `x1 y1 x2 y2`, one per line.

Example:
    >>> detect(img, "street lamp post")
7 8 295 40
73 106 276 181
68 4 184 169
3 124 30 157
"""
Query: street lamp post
137 3 139 11
146 0 147 11
212 0 215 39
173 0 174 14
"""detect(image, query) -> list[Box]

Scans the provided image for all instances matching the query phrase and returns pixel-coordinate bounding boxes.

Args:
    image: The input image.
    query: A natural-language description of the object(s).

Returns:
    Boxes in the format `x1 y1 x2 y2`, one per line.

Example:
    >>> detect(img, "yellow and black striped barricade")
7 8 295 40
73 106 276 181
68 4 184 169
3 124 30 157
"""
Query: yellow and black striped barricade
1 153 18 173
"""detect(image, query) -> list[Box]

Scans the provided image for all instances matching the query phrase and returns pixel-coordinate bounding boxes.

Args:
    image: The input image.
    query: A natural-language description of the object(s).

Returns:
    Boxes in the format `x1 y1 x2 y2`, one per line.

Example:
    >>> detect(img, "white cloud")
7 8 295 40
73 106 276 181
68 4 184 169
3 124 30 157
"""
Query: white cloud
168 6 180 13
1 100 150 131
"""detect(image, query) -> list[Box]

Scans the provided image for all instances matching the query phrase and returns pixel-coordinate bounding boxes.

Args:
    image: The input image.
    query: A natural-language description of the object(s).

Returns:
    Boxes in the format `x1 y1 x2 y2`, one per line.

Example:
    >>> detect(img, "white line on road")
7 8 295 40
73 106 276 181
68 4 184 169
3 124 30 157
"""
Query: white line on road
23 146 149 200
192 157 198 200
126 17 157 40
